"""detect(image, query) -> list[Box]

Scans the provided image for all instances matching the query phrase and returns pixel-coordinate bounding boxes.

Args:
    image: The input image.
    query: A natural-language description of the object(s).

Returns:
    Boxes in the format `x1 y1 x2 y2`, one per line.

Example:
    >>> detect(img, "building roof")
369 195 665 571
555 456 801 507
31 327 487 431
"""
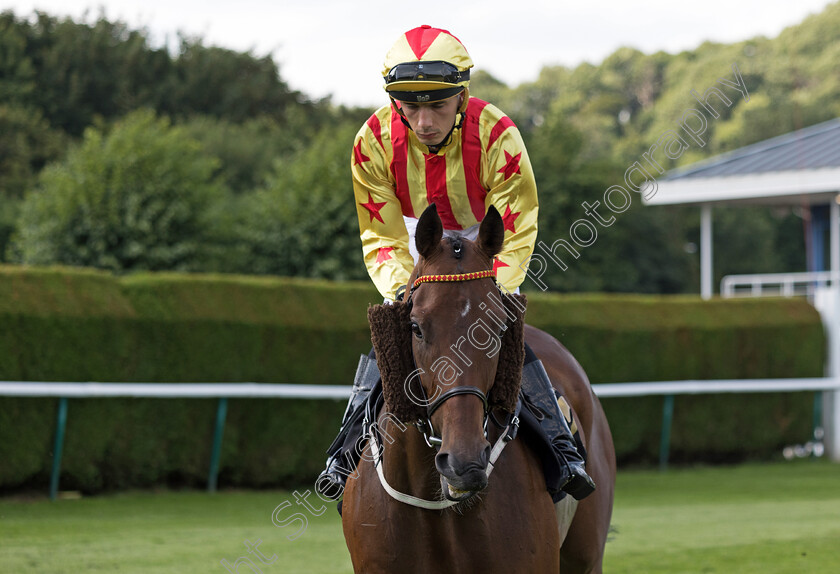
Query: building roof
645 117 840 206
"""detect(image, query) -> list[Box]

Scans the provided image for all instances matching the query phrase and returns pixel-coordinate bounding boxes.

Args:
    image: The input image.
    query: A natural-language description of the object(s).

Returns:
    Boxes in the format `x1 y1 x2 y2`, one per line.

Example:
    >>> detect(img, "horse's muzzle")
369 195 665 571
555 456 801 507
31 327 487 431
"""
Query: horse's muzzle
436 447 490 500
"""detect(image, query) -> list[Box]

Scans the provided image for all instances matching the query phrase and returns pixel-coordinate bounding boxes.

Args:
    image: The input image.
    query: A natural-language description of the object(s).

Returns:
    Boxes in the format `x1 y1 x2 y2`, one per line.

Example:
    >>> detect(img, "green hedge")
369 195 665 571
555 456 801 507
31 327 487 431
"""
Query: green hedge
0 265 827 492
525 293 826 465
0 266 378 492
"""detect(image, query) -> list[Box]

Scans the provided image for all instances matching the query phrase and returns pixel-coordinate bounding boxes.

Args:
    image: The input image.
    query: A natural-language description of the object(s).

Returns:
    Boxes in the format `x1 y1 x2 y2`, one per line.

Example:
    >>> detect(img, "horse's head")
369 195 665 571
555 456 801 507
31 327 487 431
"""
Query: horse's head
369 204 526 502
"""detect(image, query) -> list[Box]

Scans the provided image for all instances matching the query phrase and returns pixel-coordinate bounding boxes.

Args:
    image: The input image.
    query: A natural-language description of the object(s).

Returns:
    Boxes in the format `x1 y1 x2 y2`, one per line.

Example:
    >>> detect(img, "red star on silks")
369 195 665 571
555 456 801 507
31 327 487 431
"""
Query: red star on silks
493 257 510 275
498 150 522 181
353 140 370 166
360 192 387 224
376 247 394 264
501 205 521 233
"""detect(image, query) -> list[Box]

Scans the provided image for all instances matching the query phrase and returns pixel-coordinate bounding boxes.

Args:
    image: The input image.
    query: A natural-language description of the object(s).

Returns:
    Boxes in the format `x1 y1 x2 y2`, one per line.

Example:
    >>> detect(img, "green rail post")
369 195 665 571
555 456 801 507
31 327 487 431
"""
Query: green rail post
208 397 228 493
49 397 69 501
659 394 675 471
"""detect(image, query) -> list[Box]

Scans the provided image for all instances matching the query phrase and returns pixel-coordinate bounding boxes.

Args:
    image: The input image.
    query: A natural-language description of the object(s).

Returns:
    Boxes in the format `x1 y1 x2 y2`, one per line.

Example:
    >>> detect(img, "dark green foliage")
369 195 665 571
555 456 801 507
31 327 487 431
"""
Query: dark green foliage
7 12 174 137
4 6 840 287
230 122 369 280
0 266 379 491
180 116 297 195
11 110 223 272
0 105 66 261
0 105 66 200
0 198 21 265
0 267 826 490
525 293 825 465
0 11 313 137
166 42 298 123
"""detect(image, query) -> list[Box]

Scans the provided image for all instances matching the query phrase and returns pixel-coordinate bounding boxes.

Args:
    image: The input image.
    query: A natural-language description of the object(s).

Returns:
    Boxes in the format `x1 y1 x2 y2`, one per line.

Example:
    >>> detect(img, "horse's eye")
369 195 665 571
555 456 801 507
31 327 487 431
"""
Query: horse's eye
411 321 423 339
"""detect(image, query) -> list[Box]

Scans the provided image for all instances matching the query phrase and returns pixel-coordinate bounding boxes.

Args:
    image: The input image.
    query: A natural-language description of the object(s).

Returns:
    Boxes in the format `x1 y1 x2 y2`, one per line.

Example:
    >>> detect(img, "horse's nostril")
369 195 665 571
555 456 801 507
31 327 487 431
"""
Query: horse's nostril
435 452 454 476
436 448 491 479
480 444 491 468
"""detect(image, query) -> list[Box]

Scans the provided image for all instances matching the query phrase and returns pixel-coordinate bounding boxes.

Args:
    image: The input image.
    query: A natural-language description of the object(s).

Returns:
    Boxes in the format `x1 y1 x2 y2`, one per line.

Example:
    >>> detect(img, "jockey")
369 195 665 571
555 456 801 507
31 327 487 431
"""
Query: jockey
316 25 595 502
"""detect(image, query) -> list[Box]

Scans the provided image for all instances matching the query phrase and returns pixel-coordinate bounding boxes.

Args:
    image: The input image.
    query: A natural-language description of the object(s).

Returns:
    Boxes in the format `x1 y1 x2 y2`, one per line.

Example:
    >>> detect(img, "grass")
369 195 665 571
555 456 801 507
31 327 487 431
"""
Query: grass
1 461 838 573
0 489 353 574
603 461 840 573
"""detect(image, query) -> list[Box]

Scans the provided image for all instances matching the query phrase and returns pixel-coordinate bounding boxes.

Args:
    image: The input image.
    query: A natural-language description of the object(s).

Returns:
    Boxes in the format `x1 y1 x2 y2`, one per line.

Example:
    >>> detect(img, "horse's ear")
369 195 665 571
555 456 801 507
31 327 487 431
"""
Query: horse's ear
416 204 443 260
477 205 504 259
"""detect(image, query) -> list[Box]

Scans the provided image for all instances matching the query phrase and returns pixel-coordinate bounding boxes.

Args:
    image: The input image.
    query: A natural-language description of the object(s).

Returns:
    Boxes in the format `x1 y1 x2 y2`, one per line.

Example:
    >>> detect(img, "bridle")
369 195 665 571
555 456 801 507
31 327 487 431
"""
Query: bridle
407 267 497 448
366 266 521 510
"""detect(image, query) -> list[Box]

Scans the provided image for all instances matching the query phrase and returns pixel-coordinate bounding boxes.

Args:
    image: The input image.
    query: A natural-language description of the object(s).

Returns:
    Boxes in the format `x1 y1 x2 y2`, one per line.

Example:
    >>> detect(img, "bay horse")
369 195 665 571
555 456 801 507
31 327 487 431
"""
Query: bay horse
342 204 615 573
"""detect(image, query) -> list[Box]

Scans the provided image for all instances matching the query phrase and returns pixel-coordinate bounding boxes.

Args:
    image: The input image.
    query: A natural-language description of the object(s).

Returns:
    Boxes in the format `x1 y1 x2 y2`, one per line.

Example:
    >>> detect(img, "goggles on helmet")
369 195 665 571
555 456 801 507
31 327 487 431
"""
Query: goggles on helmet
384 60 470 87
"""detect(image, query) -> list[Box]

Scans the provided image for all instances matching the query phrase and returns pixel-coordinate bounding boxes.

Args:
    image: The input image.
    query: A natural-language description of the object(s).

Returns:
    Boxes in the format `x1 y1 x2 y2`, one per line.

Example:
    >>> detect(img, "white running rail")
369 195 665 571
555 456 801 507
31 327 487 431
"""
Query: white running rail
721 271 839 298
1 379 839 399
2 377 836 498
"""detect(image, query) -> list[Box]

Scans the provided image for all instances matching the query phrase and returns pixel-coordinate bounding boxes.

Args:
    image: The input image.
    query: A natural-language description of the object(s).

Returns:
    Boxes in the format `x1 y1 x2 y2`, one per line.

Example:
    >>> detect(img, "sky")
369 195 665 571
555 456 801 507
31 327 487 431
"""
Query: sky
3 0 836 108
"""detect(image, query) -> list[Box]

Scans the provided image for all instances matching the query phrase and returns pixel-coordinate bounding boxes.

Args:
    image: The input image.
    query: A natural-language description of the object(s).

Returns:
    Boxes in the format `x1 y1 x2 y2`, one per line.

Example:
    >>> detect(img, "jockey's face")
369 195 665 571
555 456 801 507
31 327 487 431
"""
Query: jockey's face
400 94 462 147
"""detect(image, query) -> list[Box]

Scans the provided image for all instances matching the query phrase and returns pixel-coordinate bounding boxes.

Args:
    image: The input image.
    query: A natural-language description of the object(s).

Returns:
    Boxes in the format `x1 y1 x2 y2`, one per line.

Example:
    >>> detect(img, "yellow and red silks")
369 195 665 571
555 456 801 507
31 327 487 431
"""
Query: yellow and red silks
352 97 539 300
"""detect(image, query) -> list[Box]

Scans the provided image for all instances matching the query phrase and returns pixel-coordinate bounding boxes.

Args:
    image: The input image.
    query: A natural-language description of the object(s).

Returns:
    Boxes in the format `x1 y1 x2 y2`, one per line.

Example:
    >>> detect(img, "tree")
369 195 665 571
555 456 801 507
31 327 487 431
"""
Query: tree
0 11 37 104
232 121 367 280
0 105 66 199
10 110 223 271
166 39 312 126
180 115 298 195
0 104 66 261
20 12 172 136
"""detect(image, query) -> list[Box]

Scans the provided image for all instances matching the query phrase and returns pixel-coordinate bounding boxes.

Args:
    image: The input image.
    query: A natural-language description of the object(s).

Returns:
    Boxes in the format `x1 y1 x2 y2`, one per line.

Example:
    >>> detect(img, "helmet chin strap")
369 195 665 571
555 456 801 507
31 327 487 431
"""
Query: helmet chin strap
427 111 464 152
389 90 468 153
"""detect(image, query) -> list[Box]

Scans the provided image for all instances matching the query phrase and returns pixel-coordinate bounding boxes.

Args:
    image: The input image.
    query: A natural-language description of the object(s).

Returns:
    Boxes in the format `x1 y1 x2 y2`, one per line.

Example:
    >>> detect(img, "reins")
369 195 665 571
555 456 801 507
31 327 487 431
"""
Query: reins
368 410 519 510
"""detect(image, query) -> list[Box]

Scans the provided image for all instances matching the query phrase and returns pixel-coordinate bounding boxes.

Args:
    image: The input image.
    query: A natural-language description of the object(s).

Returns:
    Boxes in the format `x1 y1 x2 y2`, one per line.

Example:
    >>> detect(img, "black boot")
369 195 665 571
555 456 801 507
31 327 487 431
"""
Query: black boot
314 352 379 501
520 359 596 501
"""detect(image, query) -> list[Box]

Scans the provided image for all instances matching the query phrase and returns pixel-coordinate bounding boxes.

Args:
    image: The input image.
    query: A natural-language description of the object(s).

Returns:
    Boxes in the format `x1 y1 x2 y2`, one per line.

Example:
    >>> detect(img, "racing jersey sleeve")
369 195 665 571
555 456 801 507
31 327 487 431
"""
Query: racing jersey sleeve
481 111 538 293
351 120 414 300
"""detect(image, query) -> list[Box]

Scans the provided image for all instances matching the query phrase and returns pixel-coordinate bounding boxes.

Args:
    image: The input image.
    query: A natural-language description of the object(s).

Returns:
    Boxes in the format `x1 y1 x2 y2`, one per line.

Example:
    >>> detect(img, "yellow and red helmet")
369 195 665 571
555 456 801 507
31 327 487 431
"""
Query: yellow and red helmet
382 25 473 103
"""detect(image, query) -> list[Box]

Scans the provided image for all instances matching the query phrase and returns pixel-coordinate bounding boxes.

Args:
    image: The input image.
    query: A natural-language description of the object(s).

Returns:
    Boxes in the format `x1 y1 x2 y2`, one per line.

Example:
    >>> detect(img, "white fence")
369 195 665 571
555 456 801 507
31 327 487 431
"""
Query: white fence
720 270 838 299
0 382 352 399
2 378 836 499
3 378 837 399
720 272 840 465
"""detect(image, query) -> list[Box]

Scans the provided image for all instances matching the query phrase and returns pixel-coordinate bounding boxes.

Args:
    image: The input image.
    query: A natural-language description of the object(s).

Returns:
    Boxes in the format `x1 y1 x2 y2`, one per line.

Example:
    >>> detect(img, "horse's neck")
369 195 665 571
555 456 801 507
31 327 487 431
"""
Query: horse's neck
377 416 442 501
